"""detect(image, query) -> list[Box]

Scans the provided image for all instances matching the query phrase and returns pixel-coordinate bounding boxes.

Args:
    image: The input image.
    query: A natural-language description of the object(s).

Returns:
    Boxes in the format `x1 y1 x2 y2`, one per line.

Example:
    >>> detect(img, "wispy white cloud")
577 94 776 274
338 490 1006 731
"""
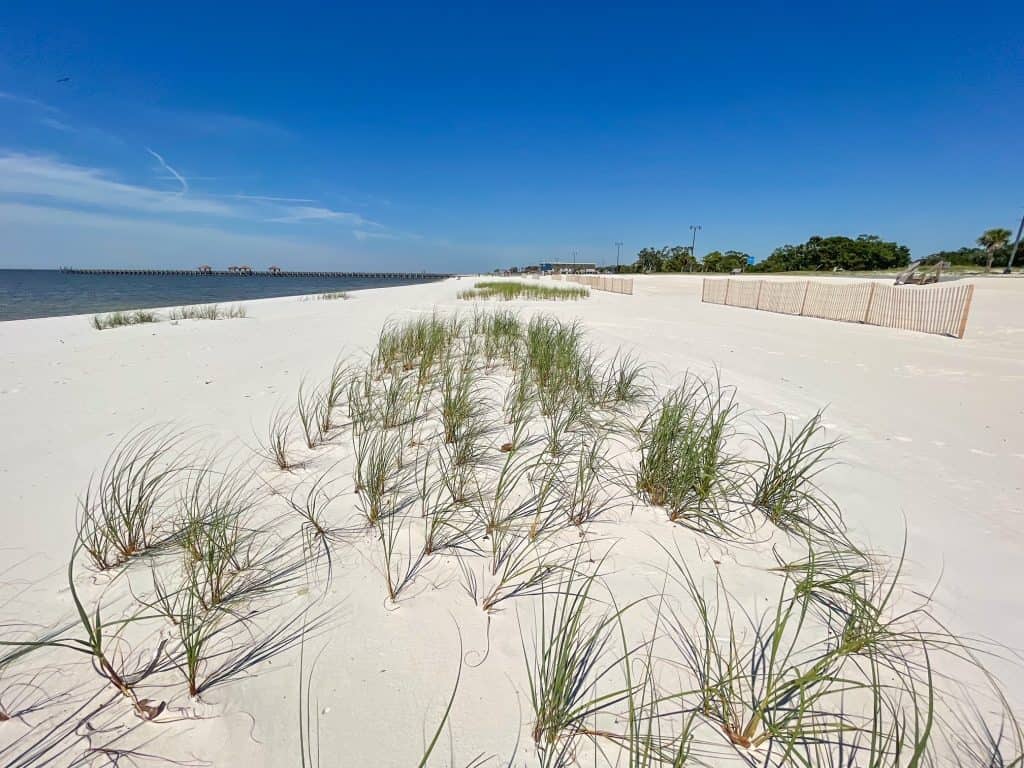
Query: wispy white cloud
0 91 59 113
223 193 318 203
149 107 292 139
0 152 234 216
0 199 499 273
0 152 376 231
353 229 421 241
0 202 345 269
145 148 188 194
39 117 77 133
269 205 375 226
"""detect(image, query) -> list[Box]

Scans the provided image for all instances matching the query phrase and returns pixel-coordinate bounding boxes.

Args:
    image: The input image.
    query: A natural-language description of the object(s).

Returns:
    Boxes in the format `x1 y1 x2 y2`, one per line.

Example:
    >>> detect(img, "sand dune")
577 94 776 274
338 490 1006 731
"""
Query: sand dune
1 275 1022 765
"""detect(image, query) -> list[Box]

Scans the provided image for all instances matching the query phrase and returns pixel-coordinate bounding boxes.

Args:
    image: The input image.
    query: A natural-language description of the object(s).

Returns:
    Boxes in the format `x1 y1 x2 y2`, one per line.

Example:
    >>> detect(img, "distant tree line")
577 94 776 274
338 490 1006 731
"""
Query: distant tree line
611 227 1018 275
621 234 908 273
620 246 750 273
748 235 910 272
926 228 1017 271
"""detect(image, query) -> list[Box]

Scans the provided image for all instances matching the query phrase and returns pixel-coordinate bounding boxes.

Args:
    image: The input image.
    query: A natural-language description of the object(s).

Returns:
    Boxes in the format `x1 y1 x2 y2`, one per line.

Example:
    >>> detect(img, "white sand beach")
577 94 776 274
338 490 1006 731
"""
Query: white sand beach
1 275 1022 765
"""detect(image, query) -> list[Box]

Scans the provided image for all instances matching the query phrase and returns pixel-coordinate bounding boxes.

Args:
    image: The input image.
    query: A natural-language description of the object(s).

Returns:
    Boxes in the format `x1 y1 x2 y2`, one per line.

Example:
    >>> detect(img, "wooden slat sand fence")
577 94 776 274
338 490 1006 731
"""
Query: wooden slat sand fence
560 274 634 295
702 278 975 338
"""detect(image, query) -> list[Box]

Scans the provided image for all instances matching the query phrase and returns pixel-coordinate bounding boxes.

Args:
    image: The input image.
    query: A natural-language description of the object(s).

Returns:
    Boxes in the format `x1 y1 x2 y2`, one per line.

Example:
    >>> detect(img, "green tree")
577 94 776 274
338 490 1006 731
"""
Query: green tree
663 246 699 272
703 250 749 272
924 247 986 266
635 247 664 273
978 228 1012 272
750 234 910 272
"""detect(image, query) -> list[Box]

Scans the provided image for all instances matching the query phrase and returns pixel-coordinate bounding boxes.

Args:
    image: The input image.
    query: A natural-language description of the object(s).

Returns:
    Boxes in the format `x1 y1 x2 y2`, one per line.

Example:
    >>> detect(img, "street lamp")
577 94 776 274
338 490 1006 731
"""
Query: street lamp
1004 214 1023 274
615 241 623 272
689 225 702 272
689 225 702 257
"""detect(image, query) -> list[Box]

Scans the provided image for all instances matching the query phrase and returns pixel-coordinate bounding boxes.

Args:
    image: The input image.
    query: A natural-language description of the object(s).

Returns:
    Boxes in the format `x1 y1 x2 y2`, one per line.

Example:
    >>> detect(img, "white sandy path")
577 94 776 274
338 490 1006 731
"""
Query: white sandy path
0 274 1022 764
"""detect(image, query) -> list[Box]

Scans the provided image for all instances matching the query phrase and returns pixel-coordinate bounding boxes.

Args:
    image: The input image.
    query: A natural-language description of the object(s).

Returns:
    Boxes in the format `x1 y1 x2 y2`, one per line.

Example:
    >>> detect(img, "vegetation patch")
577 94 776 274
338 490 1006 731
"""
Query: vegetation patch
91 309 159 330
169 304 247 320
458 280 589 301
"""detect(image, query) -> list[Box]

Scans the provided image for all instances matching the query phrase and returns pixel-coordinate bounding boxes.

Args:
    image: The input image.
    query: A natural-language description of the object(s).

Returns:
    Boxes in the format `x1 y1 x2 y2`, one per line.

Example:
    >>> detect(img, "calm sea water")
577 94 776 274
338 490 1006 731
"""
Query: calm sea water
0 270 440 321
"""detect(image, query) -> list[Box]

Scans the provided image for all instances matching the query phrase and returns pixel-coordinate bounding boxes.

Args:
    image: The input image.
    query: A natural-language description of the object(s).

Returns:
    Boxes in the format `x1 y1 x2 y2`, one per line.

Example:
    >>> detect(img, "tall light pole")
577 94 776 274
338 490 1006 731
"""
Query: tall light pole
689 225 702 258
1004 214 1024 274
689 225 702 272
615 241 623 272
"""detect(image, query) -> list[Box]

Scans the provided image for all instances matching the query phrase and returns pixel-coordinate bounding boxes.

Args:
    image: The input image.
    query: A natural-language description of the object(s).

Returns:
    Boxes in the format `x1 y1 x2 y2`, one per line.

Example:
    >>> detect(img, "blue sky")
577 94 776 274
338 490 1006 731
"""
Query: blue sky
0 2 1020 271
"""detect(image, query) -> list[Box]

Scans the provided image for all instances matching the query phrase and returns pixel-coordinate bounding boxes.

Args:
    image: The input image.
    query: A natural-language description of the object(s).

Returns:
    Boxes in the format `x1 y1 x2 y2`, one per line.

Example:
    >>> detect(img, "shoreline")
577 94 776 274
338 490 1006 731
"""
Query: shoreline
0 271 459 323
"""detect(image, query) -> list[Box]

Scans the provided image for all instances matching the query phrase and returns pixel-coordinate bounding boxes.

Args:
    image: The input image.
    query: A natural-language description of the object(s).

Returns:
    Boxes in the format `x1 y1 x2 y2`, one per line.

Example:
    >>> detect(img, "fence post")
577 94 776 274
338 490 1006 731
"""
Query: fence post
724 279 732 306
755 280 764 310
956 284 975 339
799 281 810 315
863 282 876 324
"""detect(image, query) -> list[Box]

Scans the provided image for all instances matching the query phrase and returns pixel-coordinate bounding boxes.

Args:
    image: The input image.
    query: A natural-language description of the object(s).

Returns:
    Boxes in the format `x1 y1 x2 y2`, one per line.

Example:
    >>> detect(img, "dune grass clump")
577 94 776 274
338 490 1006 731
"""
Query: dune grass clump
177 462 261 610
372 313 462 376
660 539 953 756
297 380 329 450
1 543 168 720
260 407 297 470
287 469 347 573
91 309 159 330
458 281 589 302
596 351 650 411
635 375 742 533
522 316 597 403
318 291 349 301
523 562 634 758
751 411 841 537
77 427 185 570
169 304 247 321
476 308 524 367
353 427 406 525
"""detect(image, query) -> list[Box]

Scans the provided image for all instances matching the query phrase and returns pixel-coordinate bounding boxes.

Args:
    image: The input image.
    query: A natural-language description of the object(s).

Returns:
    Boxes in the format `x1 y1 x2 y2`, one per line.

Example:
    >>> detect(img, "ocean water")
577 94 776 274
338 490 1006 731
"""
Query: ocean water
0 269 442 321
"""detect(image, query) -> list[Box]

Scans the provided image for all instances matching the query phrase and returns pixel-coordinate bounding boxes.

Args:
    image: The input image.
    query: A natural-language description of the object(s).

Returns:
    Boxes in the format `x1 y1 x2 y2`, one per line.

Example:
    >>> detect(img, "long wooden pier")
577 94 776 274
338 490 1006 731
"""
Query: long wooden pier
59 267 452 280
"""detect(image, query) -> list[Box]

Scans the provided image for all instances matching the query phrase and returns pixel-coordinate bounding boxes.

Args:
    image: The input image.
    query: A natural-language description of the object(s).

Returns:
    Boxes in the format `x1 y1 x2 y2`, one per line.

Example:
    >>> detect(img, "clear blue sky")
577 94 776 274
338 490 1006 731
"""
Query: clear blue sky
0 2 1020 271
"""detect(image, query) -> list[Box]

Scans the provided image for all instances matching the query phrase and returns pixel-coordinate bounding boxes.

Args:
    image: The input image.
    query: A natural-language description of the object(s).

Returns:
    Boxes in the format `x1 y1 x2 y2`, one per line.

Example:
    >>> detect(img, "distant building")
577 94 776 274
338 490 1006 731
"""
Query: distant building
197 264 213 274
539 261 598 274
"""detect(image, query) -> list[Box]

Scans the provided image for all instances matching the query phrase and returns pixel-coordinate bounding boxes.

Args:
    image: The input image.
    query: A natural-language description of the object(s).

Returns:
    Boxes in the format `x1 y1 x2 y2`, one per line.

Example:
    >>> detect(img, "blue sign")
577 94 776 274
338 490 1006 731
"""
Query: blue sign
747 255 755 266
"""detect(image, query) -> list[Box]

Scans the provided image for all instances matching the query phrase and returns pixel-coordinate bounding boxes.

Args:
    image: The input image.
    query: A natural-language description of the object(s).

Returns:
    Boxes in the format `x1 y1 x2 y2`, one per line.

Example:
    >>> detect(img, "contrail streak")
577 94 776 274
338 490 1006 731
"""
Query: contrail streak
146 148 188 194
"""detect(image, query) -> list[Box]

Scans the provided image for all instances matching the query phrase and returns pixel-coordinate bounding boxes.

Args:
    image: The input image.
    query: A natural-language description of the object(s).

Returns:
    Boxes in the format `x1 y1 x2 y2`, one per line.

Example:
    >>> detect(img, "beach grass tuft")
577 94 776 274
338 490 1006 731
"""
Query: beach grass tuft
635 373 742 534
77 427 185 570
458 281 589 302
751 410 841 537
91 309 159 330
523 558 635 758
169 304 247 321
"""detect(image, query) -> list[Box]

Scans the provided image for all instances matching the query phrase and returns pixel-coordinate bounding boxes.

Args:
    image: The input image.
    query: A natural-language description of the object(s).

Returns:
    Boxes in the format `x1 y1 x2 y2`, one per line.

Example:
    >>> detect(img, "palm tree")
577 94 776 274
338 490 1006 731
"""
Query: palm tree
978 228 1011 272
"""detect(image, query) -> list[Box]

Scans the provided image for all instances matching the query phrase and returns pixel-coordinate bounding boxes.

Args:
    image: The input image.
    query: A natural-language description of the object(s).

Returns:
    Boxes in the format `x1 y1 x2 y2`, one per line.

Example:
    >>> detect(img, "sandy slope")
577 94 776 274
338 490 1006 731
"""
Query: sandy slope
0 275 1021 765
